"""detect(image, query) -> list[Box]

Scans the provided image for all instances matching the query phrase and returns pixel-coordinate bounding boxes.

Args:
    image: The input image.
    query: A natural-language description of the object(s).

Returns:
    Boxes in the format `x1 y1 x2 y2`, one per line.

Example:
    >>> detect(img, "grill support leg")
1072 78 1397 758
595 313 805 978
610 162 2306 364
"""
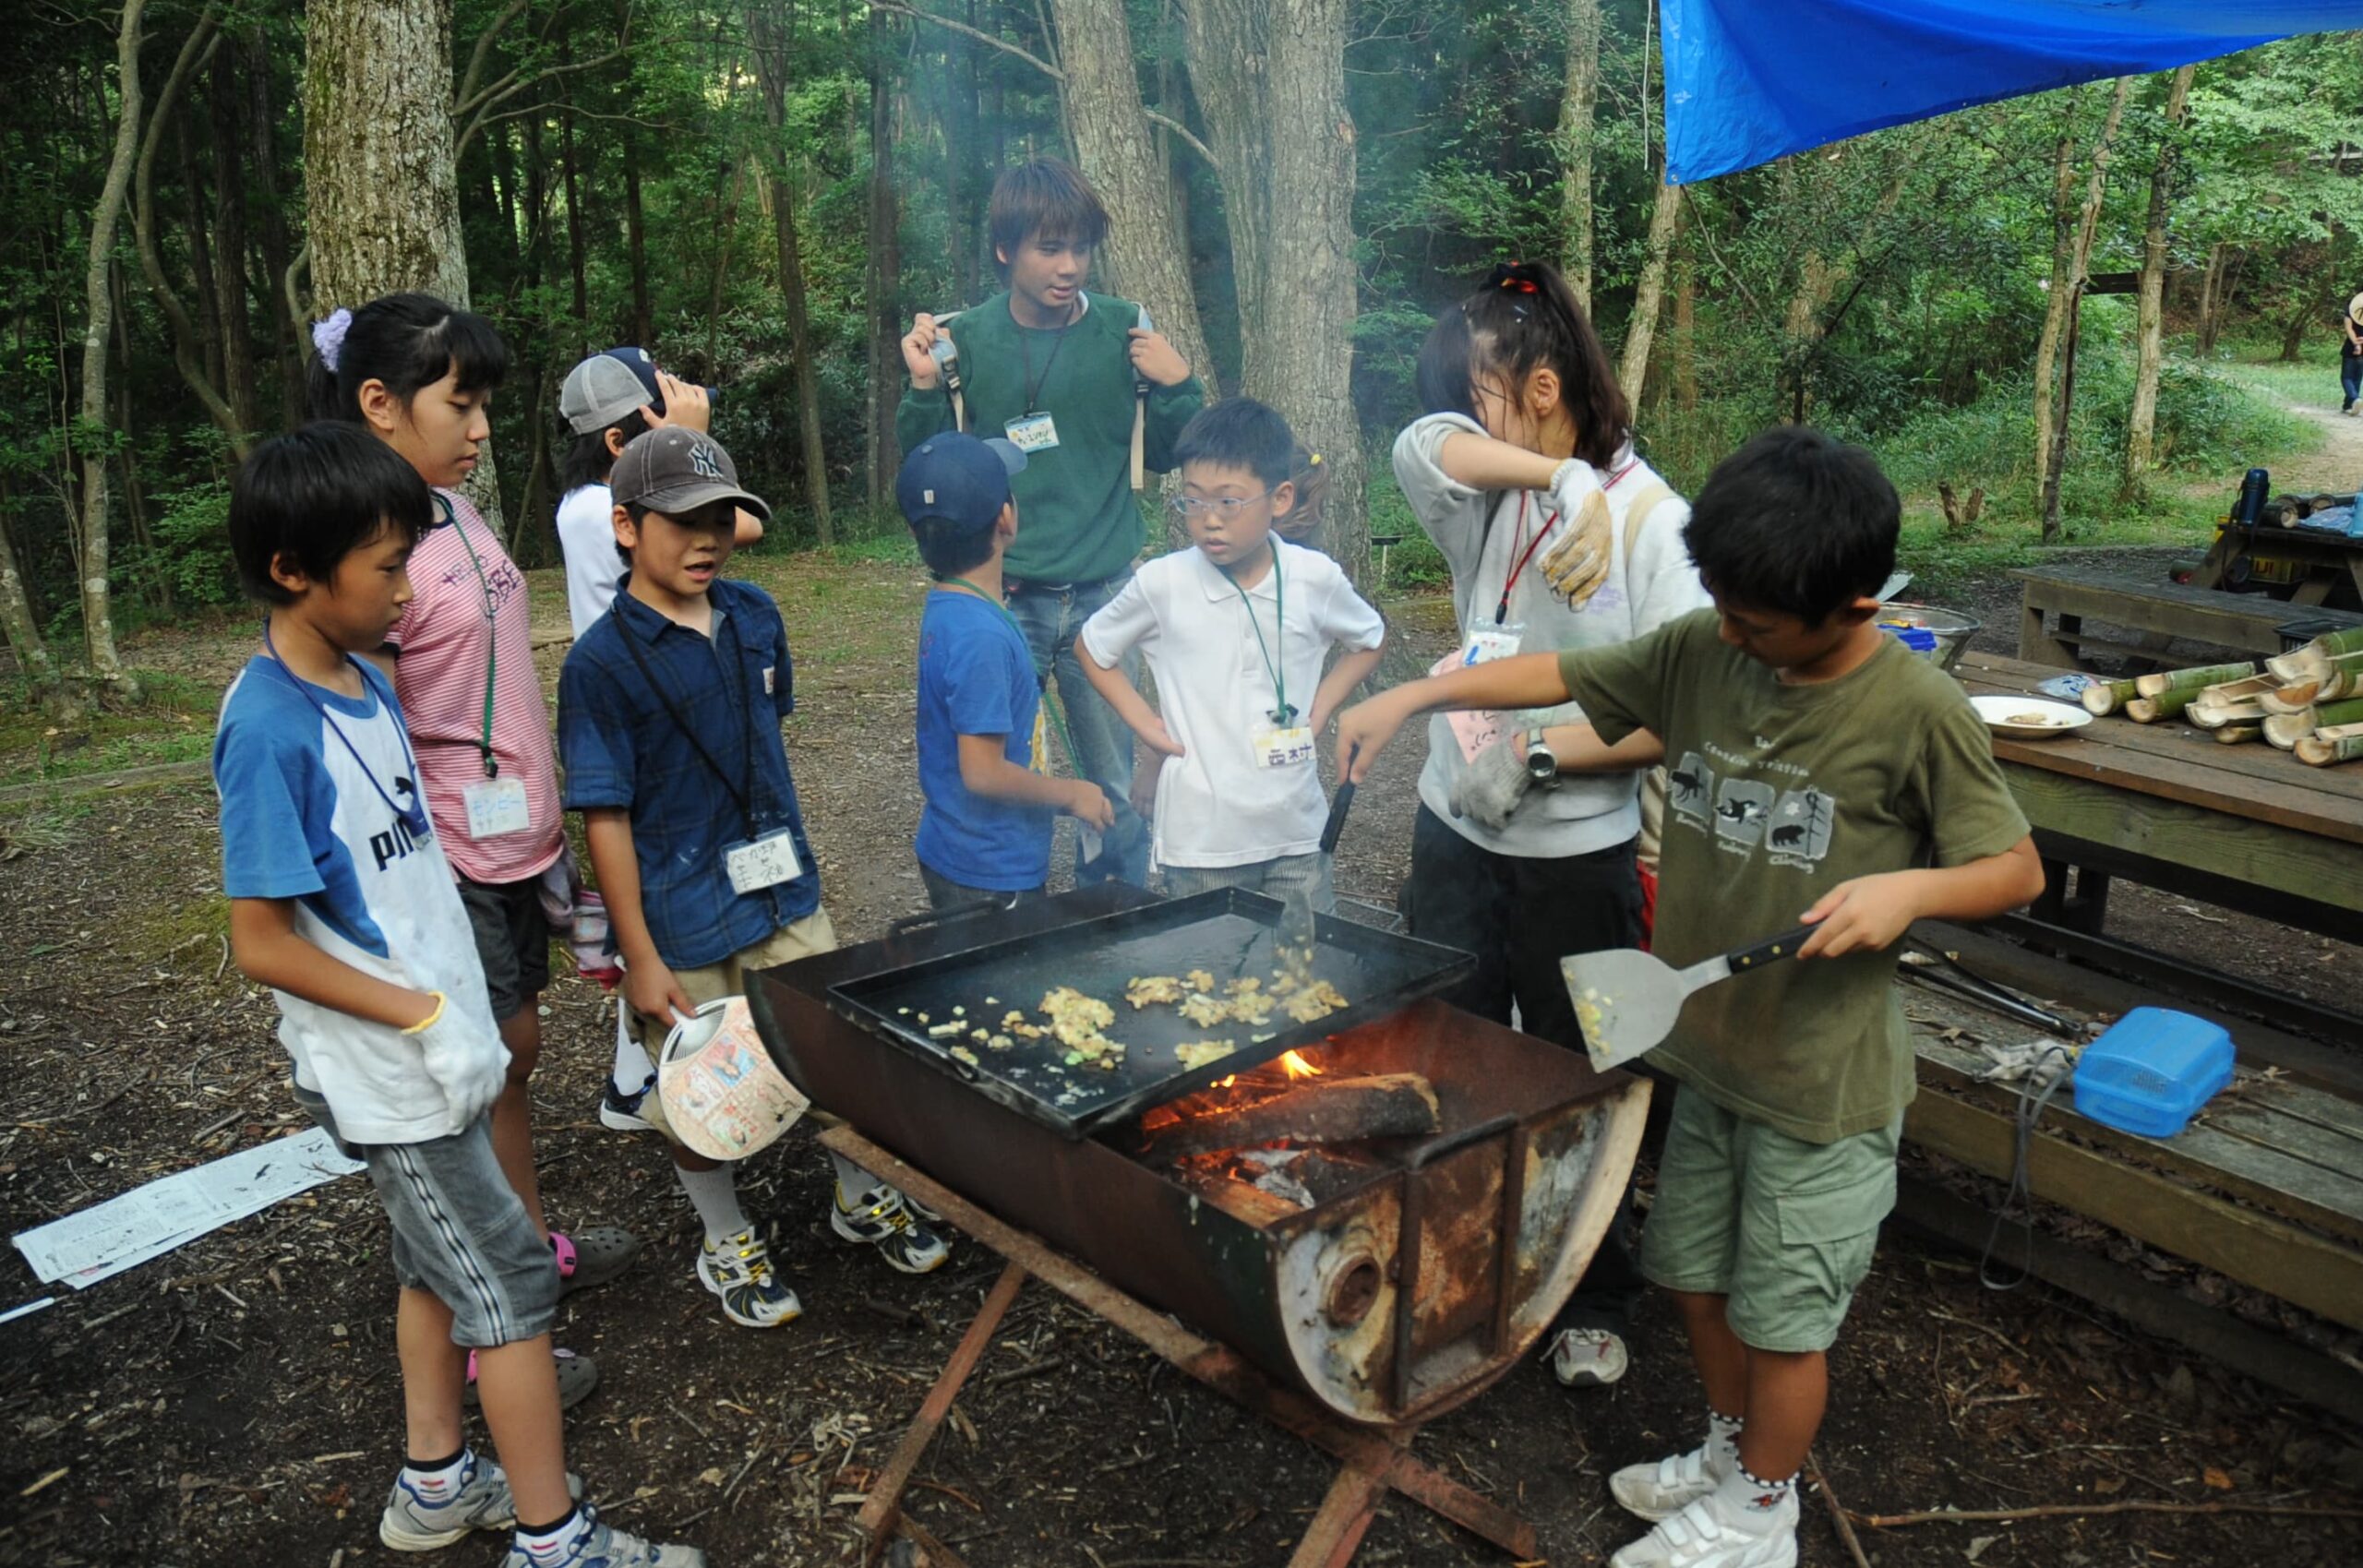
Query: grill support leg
825 1124 1541 1565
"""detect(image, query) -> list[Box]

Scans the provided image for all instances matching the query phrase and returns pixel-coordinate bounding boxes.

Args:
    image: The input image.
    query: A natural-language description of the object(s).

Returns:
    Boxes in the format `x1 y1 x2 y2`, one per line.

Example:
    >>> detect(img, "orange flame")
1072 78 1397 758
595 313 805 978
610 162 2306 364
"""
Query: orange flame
1214 1074 1238 1089
1279 1049 1323 1080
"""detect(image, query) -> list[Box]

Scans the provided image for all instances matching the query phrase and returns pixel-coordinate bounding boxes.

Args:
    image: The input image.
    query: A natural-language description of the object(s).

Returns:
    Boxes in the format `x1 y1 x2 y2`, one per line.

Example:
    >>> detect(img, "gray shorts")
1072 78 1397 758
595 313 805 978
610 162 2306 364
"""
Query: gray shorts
296 1084 557 1347
457 875 552 1023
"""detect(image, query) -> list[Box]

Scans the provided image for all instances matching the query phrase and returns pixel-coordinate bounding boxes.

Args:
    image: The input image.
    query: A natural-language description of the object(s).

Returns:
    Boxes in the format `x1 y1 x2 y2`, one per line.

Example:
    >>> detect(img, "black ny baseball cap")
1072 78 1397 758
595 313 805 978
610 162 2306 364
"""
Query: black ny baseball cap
610 427 772 521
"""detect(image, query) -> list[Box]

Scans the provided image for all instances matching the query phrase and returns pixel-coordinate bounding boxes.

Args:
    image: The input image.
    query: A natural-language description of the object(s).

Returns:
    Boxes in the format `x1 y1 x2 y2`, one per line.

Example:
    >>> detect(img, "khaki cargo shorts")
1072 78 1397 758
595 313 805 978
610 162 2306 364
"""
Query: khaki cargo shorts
627 908 837 1144
1639 1083 1900 1353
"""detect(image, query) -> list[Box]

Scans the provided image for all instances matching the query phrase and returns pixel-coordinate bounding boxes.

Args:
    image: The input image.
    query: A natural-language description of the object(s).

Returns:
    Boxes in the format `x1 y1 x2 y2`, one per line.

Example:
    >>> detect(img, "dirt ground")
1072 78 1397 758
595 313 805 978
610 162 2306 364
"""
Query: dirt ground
2 550 2359 1568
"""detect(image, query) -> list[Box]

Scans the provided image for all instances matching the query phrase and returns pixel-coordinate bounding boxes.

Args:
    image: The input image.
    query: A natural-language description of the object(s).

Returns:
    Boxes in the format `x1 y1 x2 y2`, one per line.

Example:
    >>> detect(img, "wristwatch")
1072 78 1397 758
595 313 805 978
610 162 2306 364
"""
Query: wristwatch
1522 726 1559 788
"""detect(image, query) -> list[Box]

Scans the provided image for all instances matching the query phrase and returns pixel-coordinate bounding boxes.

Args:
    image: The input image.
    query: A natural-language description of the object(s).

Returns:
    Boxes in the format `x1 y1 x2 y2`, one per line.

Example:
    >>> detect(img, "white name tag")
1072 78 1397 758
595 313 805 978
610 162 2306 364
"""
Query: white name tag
1252 725 1315 770
1461 623 1524 665
1004 411 1061 452
724 828 803 895
462 776 532 839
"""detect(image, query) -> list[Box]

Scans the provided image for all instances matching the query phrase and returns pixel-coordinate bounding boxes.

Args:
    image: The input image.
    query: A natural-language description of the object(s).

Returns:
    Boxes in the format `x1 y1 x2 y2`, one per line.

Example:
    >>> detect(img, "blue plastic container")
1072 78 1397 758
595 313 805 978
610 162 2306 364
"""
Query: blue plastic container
2073 1008 2235 1138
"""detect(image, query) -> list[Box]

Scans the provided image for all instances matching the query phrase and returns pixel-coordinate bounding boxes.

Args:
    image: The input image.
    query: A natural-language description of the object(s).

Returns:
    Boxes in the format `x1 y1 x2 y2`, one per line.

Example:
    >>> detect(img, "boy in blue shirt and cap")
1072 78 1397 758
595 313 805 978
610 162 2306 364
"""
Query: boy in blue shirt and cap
902 432 1113 909
559 427 949 1330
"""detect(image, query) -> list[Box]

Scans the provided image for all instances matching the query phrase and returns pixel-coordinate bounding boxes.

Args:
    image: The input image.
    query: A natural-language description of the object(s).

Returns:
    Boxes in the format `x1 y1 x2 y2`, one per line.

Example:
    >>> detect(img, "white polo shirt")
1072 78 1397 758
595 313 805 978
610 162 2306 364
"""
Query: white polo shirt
1081 538 1385 868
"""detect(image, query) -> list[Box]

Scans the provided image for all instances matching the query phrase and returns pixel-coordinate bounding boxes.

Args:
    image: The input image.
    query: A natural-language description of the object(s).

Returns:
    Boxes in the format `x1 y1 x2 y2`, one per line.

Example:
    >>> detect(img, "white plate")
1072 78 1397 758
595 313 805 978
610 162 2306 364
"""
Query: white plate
1971 694 2093 740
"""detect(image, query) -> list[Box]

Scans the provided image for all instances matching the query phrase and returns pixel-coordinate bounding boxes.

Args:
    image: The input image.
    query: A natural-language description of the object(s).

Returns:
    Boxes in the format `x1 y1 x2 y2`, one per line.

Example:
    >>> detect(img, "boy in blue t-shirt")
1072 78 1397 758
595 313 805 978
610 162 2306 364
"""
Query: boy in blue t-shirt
900 433 1114 909
214 424 700 1568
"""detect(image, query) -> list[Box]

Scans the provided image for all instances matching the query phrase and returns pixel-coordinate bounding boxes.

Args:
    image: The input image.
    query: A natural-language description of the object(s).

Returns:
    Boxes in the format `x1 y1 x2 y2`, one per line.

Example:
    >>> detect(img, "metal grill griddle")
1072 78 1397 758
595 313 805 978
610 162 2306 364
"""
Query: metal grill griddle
826 888 1474 1138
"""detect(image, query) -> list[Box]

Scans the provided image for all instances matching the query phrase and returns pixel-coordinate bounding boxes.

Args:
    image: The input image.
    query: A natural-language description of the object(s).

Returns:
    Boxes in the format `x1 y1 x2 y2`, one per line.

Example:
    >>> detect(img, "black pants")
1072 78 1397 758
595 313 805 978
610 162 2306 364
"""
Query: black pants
918 862 1045 914
1403 805 1650 1333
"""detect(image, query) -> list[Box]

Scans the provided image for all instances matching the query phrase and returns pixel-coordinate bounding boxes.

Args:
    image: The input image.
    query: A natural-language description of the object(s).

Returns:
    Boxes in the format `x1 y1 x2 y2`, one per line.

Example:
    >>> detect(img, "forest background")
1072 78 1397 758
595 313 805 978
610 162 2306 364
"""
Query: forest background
4 0 2360 712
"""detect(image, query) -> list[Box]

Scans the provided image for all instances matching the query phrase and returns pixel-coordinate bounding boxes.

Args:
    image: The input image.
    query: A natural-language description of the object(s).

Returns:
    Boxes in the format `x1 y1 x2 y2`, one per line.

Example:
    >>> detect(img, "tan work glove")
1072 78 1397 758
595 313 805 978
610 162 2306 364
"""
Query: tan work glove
1540 485 1616 609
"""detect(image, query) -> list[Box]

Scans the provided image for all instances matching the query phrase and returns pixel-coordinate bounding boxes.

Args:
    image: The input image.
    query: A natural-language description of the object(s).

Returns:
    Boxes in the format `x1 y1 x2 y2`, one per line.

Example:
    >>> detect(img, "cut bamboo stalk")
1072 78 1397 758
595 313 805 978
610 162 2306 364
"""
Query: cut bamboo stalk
2133 661 2258 699
2188 675 2276 728
2213 724 2263 744
2296 732 2363 767
2266 628 2363 683
2125 688 2198 724
2081 677 2141 716
2264 711 2318 749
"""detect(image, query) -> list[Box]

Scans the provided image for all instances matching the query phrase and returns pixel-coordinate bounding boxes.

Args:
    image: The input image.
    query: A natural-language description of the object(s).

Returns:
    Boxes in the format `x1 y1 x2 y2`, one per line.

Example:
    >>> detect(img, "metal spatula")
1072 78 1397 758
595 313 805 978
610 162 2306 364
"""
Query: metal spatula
1561 926 1815 1071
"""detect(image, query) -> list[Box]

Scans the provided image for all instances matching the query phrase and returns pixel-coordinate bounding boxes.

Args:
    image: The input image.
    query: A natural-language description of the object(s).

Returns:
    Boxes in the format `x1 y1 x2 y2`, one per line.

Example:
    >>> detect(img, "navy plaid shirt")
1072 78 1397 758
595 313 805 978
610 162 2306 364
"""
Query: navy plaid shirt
559 577 820 969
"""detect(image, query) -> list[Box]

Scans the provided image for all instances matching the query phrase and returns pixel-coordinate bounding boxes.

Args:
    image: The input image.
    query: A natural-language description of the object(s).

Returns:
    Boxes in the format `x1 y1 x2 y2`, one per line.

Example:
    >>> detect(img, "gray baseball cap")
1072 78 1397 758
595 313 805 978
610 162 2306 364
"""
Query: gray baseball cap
558 350 660 434
611 427 773 522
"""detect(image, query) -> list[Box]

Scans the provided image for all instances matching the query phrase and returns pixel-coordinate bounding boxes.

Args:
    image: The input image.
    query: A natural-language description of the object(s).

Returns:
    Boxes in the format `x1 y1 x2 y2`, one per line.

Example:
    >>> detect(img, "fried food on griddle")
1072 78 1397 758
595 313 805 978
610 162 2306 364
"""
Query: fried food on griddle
1184 969 1214 993
1223 976 1261 998
1174 1040 1235 1069
1283 979 1349 1023
1226 991 1275 1026
1177 992 1229 1028
1040 986 1124 1070
1125 975 1184 1008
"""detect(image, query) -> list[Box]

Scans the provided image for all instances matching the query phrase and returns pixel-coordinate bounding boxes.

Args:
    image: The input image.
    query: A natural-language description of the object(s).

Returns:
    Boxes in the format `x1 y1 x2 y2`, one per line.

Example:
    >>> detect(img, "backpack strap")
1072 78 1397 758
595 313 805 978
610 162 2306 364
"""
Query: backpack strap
1618 478 1677 569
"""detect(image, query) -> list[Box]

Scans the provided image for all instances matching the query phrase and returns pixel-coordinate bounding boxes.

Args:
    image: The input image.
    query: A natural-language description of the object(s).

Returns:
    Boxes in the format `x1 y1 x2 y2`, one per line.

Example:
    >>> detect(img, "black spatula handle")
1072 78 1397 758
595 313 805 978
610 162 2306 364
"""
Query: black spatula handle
1727 926 1817 973
1319 781 1357 854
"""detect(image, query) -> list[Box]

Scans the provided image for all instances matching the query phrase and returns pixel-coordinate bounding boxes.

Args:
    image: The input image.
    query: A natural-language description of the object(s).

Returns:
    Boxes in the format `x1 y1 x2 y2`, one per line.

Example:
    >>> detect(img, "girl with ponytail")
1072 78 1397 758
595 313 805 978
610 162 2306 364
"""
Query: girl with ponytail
1390 259 1709 1385
311 293 637 1350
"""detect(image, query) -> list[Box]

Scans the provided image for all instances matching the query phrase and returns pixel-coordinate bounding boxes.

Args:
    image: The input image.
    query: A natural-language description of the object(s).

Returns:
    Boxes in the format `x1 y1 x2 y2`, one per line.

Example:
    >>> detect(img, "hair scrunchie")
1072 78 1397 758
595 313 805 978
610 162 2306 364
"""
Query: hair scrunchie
1483 261 1543 296
311 307 354 372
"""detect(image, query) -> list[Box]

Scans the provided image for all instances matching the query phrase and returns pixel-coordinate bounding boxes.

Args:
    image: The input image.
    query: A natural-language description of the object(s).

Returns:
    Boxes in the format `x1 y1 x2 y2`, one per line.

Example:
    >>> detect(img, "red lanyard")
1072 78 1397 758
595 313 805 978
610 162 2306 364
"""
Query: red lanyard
1493 460 1640 624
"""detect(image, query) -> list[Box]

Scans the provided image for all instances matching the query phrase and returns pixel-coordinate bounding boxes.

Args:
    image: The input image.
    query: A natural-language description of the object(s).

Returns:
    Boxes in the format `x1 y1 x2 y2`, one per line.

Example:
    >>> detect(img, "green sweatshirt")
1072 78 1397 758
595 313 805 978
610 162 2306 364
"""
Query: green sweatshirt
896 290 1206 585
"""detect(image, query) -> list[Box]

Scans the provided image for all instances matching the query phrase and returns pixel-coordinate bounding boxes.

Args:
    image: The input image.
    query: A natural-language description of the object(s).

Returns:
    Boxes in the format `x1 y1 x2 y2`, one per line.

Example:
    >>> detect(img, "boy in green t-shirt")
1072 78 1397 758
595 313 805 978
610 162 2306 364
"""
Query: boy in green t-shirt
1334 427 2043 1568
895 159 1205 884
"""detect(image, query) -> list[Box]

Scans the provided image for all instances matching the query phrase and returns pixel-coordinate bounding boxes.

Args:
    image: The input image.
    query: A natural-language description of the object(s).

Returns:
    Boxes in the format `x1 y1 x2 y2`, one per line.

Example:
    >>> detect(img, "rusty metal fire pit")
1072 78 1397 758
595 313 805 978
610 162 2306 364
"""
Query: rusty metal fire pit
752 885 1650 1429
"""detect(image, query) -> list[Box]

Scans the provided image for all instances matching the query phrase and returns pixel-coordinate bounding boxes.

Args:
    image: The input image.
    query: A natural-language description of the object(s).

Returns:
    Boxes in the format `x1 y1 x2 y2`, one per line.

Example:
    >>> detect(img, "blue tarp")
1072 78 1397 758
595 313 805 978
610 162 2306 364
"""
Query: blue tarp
1662 0 2363 185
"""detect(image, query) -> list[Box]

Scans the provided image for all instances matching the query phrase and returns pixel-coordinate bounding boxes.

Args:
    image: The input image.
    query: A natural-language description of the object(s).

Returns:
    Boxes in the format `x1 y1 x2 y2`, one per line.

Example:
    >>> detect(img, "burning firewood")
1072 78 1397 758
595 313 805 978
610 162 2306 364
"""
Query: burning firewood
1141 1071 1441 1160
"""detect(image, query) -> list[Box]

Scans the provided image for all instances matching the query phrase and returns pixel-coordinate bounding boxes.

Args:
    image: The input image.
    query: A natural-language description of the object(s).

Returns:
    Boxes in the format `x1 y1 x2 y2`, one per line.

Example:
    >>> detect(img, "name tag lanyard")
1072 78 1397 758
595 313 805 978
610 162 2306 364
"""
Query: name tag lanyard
1016 298 1081 417
259 620 429 839
1493 492 1558 626
938 578 1080 770
1224 547 1297 728
446 498 503 780
618 608 768 843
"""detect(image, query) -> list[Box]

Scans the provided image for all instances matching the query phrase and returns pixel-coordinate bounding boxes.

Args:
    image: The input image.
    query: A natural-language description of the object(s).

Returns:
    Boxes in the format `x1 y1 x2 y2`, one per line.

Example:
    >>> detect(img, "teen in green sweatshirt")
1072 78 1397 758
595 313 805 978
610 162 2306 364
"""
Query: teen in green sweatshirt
897 159 1204 884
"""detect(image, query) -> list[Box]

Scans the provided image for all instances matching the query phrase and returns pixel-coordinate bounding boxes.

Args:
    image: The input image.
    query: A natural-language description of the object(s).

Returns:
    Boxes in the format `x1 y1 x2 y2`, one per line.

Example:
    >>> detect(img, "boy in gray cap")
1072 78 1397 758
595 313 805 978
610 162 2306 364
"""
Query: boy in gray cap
559 429 951 1330
553 349 762 1138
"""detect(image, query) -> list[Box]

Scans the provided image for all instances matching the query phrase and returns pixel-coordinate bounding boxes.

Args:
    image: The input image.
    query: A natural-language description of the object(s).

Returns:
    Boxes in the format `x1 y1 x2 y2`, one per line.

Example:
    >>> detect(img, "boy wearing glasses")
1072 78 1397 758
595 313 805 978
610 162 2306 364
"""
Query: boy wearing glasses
1077 400 1385 912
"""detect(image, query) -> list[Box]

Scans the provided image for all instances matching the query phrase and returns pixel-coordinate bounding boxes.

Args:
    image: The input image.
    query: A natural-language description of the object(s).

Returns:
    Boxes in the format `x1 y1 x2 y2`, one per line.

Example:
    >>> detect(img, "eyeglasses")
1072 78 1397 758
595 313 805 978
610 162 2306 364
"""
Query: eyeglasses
1167 489 1277 520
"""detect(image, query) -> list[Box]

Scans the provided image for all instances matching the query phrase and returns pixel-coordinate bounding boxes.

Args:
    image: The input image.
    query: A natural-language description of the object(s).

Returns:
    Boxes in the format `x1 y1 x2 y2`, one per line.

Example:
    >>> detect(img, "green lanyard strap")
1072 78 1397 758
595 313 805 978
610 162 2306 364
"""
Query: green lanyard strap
444 497 501 779
940 578 1080 770
1223 546 1294 727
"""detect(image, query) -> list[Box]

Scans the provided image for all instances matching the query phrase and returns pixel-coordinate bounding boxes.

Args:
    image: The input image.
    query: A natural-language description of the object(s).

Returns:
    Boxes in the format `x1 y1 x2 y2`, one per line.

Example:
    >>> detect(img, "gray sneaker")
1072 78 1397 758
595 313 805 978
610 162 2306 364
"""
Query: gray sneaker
379 1454 582 1551
500 1503 707 1567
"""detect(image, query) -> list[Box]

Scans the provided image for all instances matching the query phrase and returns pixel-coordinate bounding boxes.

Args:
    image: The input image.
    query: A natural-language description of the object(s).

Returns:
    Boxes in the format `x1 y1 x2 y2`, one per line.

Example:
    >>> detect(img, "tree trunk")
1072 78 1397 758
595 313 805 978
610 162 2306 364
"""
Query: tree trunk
624 152 652 344
1619 176 1683 404
868 3 903 511
111 260 167 616
73 0 148 701
1780 162 1909 420
561 84 590 346
245 28 304 431
0 493 61 709
2196 243 2231 357
1184 0 1364 582
134 8 250 459
2030 100 2081 485
1049 0 1211 382
746 2 834 543
208 42 258 439
951 0 985 305
305 0 500 525
1673 251 1697 413
2123 64 2195 497
1553 0 1601 314
175 101 225 395
2040 76 2130 540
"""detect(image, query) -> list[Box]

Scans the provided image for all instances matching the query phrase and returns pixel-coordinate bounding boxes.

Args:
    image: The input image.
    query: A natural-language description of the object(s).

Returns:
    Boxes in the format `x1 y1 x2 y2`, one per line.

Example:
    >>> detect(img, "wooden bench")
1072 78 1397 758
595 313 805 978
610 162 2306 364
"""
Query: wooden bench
1898 924 2363 1423
2011 561 2363 667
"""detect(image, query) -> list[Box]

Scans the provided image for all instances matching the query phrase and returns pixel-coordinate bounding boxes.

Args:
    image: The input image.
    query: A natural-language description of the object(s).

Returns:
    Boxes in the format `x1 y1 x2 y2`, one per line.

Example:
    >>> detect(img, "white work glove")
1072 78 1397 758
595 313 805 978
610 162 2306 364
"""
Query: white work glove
405 992 510 1130
1538 461 1616 610
1449 736 1534 832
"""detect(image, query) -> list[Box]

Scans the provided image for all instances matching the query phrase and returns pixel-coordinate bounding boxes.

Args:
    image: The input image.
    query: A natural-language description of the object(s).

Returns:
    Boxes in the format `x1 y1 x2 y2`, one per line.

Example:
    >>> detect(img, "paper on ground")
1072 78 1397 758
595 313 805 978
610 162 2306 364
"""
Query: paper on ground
12 1126 364 1289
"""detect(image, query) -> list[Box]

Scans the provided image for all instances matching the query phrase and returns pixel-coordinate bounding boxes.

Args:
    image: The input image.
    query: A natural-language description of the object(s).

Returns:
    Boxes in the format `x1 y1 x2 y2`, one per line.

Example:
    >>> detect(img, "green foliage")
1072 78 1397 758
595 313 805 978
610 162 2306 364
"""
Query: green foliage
134 476 244 611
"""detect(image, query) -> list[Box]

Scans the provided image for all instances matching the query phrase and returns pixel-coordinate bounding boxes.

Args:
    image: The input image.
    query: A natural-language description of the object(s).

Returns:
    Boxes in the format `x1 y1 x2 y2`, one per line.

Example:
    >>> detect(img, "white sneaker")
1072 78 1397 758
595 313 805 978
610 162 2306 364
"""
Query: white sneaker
1609 1490 1799 1568
1549 1325 1630 1387
696 1228 803 1328
1611 1443 1721 1522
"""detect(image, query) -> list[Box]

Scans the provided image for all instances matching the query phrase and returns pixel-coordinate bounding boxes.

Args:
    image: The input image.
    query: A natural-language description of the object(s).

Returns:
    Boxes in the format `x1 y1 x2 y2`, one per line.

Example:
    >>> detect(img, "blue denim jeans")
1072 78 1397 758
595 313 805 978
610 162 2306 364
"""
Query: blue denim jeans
2342 354 2360 410
1006 571 1151 885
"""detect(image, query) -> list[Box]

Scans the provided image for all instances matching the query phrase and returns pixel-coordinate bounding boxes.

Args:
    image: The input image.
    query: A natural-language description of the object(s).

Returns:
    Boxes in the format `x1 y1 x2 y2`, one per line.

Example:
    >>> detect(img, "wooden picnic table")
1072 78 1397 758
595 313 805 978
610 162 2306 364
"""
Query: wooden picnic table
1953 650 2363 948
2191 514 2363 606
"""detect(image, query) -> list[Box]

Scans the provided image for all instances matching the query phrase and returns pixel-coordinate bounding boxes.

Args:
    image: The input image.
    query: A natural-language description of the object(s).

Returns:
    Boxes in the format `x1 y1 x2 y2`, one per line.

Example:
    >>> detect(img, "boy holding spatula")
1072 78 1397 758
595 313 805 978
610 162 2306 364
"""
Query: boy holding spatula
1336 426 2043 1568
